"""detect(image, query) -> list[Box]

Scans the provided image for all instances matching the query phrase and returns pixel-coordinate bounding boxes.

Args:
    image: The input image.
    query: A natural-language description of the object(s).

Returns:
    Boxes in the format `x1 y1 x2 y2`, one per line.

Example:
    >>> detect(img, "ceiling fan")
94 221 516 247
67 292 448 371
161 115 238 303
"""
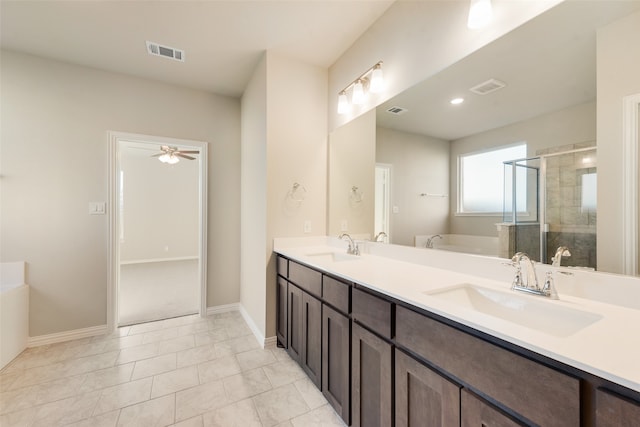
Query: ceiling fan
152 145 199 164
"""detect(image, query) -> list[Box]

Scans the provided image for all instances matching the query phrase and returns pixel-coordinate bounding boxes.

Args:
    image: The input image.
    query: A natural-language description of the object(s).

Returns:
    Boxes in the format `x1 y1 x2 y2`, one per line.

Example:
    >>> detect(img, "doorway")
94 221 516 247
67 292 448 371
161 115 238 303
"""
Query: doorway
108 132 208 329
375 164 391 242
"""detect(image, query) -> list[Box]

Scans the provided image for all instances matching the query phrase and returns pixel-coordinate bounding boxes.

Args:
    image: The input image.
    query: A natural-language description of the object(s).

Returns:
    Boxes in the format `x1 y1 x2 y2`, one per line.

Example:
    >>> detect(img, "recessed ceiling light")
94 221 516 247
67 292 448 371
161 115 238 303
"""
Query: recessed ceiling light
450 97 464 105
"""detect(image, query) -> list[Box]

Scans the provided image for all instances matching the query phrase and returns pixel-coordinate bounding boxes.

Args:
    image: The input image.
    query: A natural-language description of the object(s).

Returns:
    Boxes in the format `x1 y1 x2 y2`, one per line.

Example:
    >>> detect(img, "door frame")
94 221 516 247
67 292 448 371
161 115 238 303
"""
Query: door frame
622 94 640 275
108 131 208 332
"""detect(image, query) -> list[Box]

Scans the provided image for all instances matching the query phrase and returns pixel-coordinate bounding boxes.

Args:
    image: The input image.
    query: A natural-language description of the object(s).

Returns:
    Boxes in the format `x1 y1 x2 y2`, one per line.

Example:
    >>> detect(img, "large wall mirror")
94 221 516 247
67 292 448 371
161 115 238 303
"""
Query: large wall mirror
328 1 640 271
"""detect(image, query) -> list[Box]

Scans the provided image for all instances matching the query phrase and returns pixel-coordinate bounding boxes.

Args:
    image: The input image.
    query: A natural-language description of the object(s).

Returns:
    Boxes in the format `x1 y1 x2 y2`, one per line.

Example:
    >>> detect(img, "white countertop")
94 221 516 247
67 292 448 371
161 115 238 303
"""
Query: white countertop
273 237 640 393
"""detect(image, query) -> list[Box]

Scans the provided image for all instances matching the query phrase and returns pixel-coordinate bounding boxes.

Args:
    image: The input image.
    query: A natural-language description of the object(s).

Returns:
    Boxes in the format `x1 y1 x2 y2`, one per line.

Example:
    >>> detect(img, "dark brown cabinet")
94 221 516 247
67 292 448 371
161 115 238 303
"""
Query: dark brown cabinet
395 349 460 427
395 305 580 427
276 276 288 347
275 254 640 426
322 304 350 424
286 284 302 363
596 389 640 427
461 389 523 427
301 291 322 387
352 322 392 427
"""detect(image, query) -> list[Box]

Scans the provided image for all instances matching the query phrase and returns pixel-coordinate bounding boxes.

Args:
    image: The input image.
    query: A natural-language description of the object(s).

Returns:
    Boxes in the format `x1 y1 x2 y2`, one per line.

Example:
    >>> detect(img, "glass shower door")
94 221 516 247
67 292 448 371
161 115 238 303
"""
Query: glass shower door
543 148 597 268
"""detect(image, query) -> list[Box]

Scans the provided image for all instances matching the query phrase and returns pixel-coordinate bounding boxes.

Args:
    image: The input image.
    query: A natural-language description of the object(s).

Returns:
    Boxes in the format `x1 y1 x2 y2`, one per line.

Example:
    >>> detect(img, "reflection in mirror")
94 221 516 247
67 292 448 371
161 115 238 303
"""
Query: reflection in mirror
328 1 640 268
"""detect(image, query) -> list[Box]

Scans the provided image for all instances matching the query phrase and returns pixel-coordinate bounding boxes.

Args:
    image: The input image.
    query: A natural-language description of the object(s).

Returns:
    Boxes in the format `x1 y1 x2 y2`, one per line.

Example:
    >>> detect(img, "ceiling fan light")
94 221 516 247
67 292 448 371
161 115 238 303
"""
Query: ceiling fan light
352 79 365 105
166 154 180 164
467 0 493 29
158 153 170 163
369 64 384 93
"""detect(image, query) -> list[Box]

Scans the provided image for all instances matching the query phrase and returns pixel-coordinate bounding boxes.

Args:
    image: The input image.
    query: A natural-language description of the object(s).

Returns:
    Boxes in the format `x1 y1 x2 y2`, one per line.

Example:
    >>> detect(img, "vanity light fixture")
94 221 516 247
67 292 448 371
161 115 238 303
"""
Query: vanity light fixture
450 97 465 105
467 0 493 29
352 79 365 105
337 61 384 114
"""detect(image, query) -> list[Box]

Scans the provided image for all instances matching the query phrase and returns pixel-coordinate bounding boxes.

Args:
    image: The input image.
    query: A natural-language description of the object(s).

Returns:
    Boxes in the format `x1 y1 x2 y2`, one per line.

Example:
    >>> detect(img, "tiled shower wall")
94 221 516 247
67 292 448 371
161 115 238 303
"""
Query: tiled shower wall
498 143 597 268
539 143 596 268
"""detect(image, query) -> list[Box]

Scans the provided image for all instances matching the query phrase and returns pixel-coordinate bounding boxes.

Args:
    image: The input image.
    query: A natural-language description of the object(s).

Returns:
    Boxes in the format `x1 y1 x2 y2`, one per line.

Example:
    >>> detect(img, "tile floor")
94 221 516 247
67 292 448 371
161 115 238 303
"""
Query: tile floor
0 311 347 427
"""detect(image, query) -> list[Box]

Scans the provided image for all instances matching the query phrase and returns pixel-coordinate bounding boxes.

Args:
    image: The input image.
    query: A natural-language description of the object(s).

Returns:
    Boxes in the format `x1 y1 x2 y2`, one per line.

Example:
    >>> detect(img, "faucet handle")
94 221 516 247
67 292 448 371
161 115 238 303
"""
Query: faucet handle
542 271 559 300
511 264 524 289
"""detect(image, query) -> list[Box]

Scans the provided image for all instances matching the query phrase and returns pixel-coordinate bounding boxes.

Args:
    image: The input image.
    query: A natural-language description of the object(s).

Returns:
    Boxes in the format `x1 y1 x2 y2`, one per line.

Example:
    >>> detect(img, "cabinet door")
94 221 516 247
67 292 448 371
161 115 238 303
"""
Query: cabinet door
301 291 322 387
322 304 350 424
396 349 460 427
287 284 302 363
352 323 392 427
462 389 524 427
276 277 288 347
596 389 640 427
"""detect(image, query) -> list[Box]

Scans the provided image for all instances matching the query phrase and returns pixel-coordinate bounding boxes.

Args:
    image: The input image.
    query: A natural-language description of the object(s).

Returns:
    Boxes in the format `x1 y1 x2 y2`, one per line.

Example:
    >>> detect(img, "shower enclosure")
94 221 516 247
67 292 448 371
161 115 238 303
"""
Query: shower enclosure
501 146 597 269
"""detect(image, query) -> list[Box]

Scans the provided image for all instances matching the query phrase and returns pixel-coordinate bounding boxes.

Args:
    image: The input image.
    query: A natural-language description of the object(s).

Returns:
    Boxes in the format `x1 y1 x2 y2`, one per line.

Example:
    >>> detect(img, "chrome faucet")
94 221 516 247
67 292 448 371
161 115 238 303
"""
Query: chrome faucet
374 231 387 242
339 233 360 256
551 246 571 267
425 234 442 248
510 252 558 299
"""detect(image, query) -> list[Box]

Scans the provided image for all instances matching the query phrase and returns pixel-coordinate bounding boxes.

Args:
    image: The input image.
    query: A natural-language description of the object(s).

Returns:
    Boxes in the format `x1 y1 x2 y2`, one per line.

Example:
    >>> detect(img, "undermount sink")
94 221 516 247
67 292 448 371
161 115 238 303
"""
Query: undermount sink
426 283 602 337
305 251 360 262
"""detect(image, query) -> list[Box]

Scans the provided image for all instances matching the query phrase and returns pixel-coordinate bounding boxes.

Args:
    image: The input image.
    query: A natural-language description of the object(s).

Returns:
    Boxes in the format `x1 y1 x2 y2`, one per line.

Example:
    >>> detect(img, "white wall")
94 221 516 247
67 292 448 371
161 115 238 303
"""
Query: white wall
376 127 450 246
0 50 241 336
240 52 328 341
328 0 561 131
449 101 596 236
119 147 199 262
597 10 640 274
328 110 376 237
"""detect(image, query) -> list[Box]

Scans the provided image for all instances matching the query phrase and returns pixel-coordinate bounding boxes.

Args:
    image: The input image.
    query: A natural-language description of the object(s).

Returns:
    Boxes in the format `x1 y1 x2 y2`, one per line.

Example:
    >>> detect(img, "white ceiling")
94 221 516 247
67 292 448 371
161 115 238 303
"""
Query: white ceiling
1 0 395 97
376 0 640 141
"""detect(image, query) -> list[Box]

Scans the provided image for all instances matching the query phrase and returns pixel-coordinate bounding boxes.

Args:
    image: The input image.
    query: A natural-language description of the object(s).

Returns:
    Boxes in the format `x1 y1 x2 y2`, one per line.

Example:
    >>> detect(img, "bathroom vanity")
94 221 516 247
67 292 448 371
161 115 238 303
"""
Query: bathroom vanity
274 237 640 426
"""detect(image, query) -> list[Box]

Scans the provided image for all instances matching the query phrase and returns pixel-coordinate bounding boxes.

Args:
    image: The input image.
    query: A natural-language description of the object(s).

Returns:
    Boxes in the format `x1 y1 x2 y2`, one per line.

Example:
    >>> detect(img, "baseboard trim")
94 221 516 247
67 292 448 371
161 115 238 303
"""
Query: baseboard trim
206 303 240 316
28 324 108 348
238 305 270 349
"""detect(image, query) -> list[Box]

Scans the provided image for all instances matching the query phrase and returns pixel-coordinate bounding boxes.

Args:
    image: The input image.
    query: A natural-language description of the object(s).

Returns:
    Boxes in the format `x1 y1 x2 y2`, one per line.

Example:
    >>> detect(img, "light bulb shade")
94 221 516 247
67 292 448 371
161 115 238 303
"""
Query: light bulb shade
158 153 170 163
467 0 492 29
166 154 180 164
369 65 384 93
352 80 365 105
337 92 349 114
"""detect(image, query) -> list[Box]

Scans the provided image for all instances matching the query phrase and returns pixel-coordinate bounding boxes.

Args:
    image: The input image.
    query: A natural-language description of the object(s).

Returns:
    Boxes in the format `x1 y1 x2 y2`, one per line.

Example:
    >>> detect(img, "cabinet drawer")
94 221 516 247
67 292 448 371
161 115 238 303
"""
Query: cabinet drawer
323 275 350 314
277 256 288 278
396 306 580 427
596 389 640 426
352 287 392 339
289 261 322 297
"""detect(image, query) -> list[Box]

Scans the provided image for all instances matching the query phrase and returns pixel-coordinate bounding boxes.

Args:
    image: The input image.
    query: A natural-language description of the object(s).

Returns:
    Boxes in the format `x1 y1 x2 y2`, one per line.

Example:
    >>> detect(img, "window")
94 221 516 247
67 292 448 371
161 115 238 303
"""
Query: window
458 143 527 214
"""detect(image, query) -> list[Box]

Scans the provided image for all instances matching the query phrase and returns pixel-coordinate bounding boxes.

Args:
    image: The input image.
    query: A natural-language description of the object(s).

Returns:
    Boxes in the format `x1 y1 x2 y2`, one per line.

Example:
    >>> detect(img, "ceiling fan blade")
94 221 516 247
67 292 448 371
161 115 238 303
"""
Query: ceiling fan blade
151 153 164 157
177 150 200 154
176 153 196 160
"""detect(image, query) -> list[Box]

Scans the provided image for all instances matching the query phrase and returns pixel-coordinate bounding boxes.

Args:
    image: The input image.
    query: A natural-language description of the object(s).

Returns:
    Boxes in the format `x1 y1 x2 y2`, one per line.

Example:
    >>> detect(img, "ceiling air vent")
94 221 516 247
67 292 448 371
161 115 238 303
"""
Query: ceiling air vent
146 41 185 62
386 106 408 115
469 78 506 95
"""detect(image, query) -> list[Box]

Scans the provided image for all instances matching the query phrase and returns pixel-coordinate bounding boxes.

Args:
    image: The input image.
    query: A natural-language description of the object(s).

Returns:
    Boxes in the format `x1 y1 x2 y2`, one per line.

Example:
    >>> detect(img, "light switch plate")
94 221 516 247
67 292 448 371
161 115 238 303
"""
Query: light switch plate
89 202 106 215
303 220 311 233
340 220 348 231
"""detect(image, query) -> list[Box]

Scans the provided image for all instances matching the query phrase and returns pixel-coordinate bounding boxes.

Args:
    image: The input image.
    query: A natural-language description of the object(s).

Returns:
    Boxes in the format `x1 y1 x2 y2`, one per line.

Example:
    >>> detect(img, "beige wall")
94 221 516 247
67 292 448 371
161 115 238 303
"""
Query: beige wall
328 110 376 237
241 52 328 340
449 102 596 237
376 127 450 246
0 50 241 336
597 10 640 274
